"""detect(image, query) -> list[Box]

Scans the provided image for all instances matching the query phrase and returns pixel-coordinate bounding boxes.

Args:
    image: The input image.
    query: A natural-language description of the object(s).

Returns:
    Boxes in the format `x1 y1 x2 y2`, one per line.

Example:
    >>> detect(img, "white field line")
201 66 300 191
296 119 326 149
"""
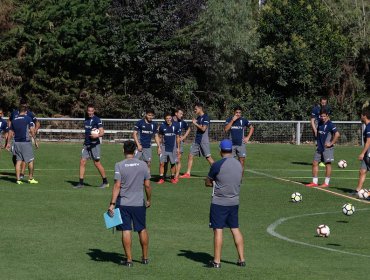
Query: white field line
247 169 370 204
267 209 370 258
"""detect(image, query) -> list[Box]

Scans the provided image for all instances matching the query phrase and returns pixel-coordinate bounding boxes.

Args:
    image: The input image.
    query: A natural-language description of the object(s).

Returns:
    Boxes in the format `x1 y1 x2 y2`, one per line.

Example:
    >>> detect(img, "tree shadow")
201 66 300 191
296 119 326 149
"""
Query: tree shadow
291 161 311 166
178 249 235 266
86 248 124 265
66 180 92 187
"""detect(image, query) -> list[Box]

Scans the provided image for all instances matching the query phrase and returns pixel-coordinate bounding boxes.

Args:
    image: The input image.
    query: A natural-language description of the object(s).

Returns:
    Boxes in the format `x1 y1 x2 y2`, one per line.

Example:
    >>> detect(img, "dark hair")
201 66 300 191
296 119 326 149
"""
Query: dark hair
123 140 136 155
145 108 155 115
194 102 204 109
233 105 242 112
175 107 184 113
163 112 172 119
19 104 28 113
319 108 329 115
19 98 27 106
87 104 95 109
362 106 370 119
320 96 328 102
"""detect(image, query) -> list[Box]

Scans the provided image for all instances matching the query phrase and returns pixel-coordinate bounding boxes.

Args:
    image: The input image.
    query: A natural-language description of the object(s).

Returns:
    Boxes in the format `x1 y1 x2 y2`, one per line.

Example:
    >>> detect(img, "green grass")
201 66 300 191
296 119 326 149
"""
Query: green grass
0 143 369 280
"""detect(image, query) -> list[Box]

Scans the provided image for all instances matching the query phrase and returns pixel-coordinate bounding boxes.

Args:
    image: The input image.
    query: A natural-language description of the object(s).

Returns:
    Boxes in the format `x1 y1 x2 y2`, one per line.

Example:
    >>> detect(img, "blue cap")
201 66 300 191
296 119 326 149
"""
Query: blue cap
219 139 232 151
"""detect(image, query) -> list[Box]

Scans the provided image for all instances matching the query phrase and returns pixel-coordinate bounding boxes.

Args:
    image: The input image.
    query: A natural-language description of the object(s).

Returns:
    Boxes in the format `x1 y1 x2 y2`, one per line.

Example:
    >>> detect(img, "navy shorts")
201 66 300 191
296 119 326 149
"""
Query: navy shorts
209 204 239 229
116 206 146 232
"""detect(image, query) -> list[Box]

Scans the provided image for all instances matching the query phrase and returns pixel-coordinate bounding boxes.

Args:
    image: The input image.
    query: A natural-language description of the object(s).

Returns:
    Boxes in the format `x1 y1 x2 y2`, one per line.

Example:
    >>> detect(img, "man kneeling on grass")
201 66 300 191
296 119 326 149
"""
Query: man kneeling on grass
205 139 246 268
108 140 152 267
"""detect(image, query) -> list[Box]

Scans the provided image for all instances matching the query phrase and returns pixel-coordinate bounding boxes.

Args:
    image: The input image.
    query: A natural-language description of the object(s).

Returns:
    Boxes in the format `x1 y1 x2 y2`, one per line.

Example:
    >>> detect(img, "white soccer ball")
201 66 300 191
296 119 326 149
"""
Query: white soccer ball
291 192 302 202
316 224 330 237
91 128 99 136
342 203 355 216
357 189 369 199
337 160 347 168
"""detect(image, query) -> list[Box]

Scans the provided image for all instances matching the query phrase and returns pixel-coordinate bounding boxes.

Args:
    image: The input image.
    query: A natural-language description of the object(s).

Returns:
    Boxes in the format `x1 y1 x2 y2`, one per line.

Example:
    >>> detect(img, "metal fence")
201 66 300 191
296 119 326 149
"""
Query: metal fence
30 118 364 146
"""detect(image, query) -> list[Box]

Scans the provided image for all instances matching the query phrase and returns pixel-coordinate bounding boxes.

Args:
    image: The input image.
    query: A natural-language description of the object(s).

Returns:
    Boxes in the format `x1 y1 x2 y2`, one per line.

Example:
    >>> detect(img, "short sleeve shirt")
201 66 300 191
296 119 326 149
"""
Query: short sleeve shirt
194 114 210 144
311 105 331 124
208 156 243 206
84 115 103 146
173 119 189 135
364 123 370 154
158 122 180 152
10 115 34 142
10 110 37 123
225 117 251 146
317 120 337 152
134 119 158 148
114 158 150 207
0 117 9 134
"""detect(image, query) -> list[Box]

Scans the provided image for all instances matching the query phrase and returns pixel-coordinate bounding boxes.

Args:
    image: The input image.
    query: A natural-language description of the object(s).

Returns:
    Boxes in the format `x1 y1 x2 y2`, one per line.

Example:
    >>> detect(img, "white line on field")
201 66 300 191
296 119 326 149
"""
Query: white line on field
267 209 370 258
247 169 370 204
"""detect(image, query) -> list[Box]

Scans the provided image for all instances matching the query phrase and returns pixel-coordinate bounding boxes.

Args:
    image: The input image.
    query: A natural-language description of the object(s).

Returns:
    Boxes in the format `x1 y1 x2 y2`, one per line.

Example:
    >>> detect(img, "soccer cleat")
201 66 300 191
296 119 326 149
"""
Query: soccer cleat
157 179 165 184
141 258 149 265
237 260 246 267
179 173 191 178
121 260 133 267
16 180 23 185
319 183 329 188
99 183 109 189
28 178 38 184
305 182 318 187
73 184 84 189
207 260 221 268
170 178 178 184
319 162 326 167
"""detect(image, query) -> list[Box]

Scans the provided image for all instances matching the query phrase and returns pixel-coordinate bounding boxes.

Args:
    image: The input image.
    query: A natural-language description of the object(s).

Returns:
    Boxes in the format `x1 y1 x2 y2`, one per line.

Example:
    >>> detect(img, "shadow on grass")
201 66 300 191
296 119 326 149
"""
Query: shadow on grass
336 220 349 223
291 161 311 166
331 187 355 194
178 250 236 266
66 180 93 187
87 248 124 265
327 243 341 247
0 173 16 183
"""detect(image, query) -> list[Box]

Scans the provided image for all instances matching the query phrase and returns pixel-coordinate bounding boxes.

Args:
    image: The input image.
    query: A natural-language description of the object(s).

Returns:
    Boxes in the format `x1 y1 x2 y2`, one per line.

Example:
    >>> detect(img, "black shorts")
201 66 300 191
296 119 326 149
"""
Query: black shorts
116 206 146 232
209 203 239 229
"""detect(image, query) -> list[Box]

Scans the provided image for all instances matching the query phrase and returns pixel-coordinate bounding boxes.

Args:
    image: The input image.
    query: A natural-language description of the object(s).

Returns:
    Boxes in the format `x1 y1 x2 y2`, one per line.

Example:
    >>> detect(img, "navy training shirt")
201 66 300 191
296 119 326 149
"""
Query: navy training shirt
134 119 158 148
311 105 331 123
159 122 180 152
10 109 37 123
225 117 251 146
0 117 9 133
10 115 34 142
173 118 189 135
194 113 210 144
364 123 370 153
316 120 337 153
84 115 103 146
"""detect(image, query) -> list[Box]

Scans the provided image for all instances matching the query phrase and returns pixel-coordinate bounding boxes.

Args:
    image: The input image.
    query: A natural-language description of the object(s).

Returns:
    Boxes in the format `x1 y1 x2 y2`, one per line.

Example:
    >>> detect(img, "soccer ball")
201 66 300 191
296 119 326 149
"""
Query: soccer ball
316 224 330 237
357 189 369 199
337 160 347 168
291 192 302 202
91 128 99 136
342 203 355 216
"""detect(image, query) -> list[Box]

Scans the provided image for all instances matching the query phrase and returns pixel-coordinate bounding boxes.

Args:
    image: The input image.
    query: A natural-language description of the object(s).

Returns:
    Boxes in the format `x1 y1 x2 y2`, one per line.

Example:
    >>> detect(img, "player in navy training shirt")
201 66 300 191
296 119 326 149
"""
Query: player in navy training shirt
6 105 38 184
306 109 340 188
224 106 254 176
180 103 214 178
310 96 331 138
0 108 9 152
8 99 40 179
75 104 108 189
354 106 370 194
157 113 180 184
132 109 161 173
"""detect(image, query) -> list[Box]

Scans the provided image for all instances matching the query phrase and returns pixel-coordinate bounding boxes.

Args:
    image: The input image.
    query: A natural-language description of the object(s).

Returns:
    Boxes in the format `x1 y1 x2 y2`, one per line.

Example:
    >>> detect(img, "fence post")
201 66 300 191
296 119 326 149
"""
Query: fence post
296 121 301 145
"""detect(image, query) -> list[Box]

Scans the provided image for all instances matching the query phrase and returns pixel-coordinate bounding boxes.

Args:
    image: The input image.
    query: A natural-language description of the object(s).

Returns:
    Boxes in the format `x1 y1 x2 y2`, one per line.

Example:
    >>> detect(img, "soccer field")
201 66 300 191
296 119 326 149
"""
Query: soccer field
0 143 369 280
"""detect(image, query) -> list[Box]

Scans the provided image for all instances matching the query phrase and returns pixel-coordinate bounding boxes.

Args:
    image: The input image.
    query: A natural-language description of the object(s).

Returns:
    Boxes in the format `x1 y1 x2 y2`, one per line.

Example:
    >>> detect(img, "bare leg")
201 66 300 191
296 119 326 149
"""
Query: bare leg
138 229 149 260
356 168 367 192
28 161 34 179
175 153 182 178
312 161 319 177
159 162 165 176
122 230 132 261
15 161 22 180
239 157 245 176
213 229 223 263
325 163 332 178
21 161 26 176
93 160 106 178
230 228 245 261
170 163 176 176
185 154 194 174
206 156 215 166
79 158 87 179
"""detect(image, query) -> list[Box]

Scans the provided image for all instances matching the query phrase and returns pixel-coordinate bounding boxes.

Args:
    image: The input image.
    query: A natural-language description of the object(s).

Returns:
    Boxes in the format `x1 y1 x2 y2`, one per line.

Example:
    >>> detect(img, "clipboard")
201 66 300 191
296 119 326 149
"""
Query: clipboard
103 208 123 229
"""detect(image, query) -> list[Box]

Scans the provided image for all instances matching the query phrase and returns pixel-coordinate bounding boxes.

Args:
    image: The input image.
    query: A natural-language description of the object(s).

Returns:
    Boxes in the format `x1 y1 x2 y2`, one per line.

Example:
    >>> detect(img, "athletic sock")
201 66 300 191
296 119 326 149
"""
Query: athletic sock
313 177 318 184
102 177 108 184
79 178 84 185
159 174 164 180
324 177 330 185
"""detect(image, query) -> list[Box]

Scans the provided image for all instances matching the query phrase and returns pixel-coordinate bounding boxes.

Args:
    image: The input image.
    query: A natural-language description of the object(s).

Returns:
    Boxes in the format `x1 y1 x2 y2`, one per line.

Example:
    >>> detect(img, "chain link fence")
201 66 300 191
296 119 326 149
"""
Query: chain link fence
30 118 364 146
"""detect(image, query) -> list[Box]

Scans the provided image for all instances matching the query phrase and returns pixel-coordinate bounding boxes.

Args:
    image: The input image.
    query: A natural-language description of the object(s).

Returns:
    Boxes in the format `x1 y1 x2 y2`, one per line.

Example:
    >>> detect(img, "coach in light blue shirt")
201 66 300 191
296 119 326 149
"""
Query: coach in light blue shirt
205 139 246 268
